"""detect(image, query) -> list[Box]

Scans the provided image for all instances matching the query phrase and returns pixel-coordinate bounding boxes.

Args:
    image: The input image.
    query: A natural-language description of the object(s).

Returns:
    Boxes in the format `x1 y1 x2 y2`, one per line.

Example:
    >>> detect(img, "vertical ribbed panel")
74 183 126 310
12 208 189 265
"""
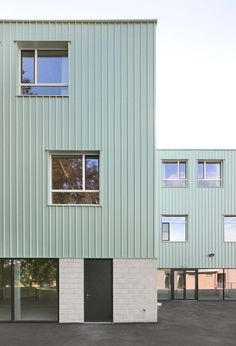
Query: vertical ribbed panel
0 21 156 258
156 150 236 268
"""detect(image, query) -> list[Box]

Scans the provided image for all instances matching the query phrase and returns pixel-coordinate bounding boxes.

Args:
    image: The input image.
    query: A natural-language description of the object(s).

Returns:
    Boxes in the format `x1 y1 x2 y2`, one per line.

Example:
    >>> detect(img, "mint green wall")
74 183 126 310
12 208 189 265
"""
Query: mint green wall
156 150 236 268
0 20 156 258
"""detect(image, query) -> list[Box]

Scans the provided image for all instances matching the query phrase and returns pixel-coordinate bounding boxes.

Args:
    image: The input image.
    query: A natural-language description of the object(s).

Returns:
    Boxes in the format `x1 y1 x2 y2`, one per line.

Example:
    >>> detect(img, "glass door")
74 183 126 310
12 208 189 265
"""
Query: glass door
173 270 185 299
185 270 197 300
172 269 197 300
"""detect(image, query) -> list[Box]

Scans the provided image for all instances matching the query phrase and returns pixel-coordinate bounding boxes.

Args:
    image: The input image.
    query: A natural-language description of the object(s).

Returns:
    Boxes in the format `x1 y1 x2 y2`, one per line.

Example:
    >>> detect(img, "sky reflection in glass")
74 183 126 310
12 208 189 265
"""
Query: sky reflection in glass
38 50 68 83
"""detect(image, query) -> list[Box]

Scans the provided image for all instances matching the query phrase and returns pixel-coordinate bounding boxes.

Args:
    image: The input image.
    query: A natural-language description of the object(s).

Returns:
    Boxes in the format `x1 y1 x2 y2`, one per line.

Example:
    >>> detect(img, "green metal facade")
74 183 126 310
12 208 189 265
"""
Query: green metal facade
0 20 156 258
156 150 236 268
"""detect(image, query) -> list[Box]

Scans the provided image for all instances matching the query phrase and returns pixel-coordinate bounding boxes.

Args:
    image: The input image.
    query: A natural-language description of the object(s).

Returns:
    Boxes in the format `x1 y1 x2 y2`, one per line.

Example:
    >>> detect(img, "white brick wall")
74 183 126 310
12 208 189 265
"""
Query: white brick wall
113 259 157 323
59 259 84 323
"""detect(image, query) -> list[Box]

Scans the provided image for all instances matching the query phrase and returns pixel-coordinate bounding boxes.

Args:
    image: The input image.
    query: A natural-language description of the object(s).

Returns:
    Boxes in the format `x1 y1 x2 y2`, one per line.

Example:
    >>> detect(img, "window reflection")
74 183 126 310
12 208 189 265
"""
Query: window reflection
51 154 100 205
21 86 68 95
197 161 221 187
85 156 99 190
162 216 187 241
162 161 187 187
52 156 83 190
21 50 35 83
38 50 68 84
0 260 12 321
224 217 236 242
224 269 236 300
20 49 68 96
198 269 223 300
52 192 99 204
14 259 58 321
157 269 171 300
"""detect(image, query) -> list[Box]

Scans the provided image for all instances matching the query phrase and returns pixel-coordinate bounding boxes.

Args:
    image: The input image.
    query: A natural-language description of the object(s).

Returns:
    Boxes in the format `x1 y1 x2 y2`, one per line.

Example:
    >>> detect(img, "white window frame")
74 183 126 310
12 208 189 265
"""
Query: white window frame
20 48 68 94
161 215 187 242
197 160 222 186
162 161 187 187
224 216 236 242
49 152 100 206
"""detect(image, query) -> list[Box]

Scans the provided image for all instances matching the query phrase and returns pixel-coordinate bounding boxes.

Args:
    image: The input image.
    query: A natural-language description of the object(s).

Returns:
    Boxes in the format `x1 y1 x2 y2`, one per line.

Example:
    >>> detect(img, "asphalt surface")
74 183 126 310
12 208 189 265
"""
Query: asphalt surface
0 301 236 346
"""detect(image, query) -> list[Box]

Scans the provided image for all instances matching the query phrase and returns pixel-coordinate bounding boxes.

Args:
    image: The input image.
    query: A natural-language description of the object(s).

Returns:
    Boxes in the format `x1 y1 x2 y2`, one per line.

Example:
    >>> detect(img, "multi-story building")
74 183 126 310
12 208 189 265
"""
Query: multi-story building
0 19 157 323
156 149 236 301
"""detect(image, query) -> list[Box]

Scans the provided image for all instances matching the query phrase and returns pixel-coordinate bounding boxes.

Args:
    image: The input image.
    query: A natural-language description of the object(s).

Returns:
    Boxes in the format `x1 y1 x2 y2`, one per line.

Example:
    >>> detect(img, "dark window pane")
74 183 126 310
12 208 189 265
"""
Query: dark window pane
85 155 99 190
21 50 34 83
38 50 68 83
0 260 12 321
179 162 186 179
14 259 58 321
162 162 178 179
52 156 83 190
198 162 204 179
162 223 169 241
52 192 99 205
21 86 68 95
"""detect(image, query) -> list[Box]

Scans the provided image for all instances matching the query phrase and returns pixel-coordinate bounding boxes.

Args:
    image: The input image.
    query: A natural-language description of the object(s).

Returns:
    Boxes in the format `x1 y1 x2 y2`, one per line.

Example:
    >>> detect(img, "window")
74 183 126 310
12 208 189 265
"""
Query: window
156 269 171 300
161 216 187 241
50 153 99 205
21 49 68 95
197 161 222 187
224 216 236 242
217 273 226 289
0 259 58 321
162 161 187 187
198 269 224 300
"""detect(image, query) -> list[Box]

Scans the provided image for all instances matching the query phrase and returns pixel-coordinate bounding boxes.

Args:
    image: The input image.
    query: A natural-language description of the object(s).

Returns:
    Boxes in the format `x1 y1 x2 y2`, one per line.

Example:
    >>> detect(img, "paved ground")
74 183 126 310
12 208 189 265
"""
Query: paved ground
0 301 236 346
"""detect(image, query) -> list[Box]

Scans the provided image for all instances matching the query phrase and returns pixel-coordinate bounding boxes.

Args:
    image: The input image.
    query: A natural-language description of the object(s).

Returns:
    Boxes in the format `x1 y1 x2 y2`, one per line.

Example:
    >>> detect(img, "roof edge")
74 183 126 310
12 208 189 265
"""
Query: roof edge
156 149 236 151
0 18 158 24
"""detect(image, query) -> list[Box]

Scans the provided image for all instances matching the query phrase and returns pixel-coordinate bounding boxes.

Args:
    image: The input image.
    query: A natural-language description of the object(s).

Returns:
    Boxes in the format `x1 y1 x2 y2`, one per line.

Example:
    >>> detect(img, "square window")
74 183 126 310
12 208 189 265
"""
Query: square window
197 161 222 187
161 216 187 241
162 161 187 187
224 216 236 242
50 153 99 205
21 49 68 95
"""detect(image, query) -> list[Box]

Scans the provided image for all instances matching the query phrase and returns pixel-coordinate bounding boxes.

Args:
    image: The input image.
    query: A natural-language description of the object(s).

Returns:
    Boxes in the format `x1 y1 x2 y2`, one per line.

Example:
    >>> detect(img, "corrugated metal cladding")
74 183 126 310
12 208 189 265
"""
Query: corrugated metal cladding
156 150 236 268
0 21 156 258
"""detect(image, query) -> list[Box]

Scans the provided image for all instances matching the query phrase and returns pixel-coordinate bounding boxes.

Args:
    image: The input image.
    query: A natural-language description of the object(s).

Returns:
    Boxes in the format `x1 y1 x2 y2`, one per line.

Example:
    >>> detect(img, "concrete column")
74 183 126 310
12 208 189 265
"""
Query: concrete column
59 259 84 323
113 259 157 323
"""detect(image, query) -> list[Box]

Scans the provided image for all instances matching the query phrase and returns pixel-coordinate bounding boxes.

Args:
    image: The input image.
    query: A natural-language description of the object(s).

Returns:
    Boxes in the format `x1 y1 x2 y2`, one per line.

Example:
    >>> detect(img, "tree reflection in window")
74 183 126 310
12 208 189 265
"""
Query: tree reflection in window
51 154 99 205
18 259 57 289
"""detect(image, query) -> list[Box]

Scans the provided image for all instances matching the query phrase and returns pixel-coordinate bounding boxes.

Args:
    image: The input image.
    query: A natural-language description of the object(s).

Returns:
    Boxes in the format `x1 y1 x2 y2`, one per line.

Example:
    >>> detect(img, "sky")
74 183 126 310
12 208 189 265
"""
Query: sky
1 0 236 149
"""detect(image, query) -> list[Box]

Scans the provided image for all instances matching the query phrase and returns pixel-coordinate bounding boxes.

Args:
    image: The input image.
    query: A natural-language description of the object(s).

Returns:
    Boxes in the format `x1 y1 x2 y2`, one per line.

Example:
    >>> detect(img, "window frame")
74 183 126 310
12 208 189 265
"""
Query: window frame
49 152 100 206
0 258 59 322
20 48 68 95
162 160 187 187
224 216 236 242
161 215 188 242
197 160 222 187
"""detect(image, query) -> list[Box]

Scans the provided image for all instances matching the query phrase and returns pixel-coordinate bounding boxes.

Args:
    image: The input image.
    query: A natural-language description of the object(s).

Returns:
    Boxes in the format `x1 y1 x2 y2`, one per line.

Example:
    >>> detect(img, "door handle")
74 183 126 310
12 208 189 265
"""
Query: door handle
86 293 92 298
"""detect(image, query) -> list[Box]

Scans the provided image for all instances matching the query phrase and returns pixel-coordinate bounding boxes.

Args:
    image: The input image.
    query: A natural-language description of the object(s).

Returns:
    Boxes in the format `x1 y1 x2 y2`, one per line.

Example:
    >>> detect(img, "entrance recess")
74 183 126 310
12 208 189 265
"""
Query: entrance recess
84 259 113 322
172 269 198 300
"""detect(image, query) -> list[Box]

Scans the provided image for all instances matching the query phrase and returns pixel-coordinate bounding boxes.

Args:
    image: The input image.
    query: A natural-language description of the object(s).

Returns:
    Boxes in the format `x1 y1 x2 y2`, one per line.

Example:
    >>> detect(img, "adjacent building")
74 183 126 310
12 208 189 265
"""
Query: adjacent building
0 19 157 322
156 150 236 301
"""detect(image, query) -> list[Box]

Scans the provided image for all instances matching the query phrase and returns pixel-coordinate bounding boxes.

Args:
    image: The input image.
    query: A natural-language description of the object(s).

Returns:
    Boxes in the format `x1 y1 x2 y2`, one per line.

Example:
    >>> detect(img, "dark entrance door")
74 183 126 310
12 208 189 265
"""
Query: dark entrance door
172 269 198 300
84 259 113 322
